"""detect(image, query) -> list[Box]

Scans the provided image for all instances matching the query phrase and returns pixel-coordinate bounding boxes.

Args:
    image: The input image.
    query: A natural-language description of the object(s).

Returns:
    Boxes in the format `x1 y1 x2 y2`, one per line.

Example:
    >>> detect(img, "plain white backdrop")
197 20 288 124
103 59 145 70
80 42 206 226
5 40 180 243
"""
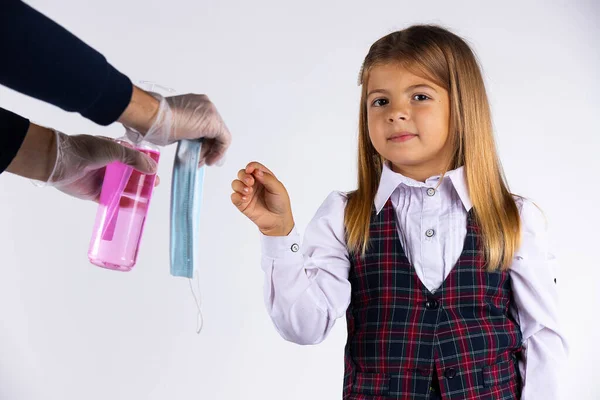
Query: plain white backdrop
0 0 598 399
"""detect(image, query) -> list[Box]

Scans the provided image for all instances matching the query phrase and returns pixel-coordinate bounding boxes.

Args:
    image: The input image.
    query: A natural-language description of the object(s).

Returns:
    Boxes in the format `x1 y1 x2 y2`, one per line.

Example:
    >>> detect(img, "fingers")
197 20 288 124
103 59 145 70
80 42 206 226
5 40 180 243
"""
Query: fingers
205 143 227 166
252 167 281 194
163 93 232 153
231 168 256 210
230 179 251 210
245 161 275 178
196 138 210 167
231 179 252 198
243 162 282 195
237 168 255 187
97 135 118 142
117 145 158 174
230 191 248 209
78 135 155 175
199 137 229 167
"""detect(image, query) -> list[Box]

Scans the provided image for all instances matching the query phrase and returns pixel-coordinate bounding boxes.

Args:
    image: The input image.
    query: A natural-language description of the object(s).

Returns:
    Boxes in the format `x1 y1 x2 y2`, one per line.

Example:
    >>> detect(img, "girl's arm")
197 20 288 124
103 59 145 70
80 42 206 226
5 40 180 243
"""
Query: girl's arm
260 191 351 344
231 162 351 344
509 198 568 400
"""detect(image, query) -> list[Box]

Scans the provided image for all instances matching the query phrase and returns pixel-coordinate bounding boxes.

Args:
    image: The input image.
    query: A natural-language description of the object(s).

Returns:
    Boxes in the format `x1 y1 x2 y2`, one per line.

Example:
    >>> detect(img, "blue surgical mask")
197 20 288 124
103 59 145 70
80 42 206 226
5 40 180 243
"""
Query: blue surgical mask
170 139 205 332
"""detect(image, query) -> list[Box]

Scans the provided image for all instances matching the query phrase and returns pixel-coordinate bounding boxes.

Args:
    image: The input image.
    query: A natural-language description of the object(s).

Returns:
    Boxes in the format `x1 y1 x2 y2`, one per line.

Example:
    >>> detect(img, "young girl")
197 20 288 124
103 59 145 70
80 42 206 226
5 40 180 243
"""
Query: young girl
231 25 567 400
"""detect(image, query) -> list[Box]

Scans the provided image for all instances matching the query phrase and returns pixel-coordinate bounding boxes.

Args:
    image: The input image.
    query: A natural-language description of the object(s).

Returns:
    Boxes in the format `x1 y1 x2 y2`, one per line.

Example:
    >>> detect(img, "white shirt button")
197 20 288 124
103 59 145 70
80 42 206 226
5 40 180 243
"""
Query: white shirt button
427 188 436 196
425 229 435 238
291 243 300 252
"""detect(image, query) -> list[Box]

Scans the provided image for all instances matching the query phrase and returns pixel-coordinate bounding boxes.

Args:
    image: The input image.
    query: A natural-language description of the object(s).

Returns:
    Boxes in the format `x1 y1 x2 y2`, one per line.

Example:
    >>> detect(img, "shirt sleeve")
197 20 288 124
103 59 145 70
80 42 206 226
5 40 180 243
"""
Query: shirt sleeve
0 107 30 174
509 198 568 400
0 0 132 126
260 191 352 345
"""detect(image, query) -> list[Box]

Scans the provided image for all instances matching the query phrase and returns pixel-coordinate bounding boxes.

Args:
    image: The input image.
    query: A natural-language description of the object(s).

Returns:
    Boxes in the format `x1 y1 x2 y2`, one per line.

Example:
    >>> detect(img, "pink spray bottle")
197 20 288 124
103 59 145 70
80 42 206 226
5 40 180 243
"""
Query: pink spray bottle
87 137 160 271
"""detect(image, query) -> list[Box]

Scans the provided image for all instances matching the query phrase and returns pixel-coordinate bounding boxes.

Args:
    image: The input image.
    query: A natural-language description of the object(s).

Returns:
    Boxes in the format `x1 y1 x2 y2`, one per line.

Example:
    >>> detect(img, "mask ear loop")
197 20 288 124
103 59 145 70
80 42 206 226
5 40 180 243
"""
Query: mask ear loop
189 274 203 334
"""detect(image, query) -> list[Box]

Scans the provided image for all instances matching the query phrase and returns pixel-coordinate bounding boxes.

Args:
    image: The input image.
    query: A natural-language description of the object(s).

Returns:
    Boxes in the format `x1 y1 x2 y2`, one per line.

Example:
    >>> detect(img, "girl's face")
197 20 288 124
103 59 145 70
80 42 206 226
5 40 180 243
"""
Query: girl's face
366 63 453 181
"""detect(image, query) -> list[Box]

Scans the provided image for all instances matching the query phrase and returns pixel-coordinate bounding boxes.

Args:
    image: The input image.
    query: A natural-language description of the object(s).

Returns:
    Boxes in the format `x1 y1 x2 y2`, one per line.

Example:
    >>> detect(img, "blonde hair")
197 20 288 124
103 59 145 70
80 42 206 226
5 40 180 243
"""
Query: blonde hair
344 24 521 271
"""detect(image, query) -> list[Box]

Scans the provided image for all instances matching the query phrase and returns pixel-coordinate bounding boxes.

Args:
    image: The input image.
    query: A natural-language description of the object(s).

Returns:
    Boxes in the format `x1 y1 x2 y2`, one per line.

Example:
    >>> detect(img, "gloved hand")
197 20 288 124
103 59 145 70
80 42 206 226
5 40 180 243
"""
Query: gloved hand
124 93 231 167
46 130 158 201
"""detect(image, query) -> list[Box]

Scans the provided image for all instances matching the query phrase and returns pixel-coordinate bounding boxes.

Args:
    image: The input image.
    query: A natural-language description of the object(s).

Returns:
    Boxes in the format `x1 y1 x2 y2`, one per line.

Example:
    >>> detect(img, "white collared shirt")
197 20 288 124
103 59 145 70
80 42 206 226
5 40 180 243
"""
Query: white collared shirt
260 162 568 399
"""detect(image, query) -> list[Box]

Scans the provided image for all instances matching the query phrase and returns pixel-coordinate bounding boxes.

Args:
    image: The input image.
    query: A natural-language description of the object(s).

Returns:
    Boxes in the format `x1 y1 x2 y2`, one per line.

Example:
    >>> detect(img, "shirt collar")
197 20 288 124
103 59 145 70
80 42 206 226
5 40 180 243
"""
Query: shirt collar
374 162 473 214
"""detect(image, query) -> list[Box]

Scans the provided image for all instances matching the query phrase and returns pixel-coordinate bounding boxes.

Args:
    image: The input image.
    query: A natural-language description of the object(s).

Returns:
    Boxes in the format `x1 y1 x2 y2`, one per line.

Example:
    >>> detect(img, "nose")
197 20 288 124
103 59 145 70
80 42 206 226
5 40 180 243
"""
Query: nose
387 104 409 122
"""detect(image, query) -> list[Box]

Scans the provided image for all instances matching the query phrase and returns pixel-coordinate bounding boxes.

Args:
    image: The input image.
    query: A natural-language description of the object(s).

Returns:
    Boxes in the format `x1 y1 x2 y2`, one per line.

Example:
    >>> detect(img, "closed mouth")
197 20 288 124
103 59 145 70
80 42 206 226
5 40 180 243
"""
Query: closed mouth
388 132 418 141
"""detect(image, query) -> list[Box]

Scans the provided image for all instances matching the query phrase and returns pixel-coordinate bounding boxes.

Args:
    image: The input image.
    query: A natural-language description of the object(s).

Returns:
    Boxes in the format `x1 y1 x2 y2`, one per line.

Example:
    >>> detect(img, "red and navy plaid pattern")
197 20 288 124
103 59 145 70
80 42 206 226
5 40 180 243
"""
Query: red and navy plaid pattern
343 199 523 399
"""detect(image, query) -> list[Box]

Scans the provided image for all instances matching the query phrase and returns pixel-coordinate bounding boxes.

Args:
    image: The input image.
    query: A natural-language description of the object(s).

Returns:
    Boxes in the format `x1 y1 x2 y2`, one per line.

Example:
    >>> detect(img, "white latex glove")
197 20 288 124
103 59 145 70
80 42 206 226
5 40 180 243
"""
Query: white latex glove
46 130 158 201
125 93 231 166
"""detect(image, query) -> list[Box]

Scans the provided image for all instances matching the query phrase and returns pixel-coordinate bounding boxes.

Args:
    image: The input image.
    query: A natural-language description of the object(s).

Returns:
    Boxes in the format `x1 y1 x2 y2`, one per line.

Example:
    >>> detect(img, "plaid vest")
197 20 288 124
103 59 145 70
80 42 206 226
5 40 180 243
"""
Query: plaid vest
343 199 523 400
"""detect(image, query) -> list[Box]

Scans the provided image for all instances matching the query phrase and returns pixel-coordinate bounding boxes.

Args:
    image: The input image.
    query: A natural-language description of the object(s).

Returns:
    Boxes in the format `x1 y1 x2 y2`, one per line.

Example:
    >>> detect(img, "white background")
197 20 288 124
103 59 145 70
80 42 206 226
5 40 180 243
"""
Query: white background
0 0 598 399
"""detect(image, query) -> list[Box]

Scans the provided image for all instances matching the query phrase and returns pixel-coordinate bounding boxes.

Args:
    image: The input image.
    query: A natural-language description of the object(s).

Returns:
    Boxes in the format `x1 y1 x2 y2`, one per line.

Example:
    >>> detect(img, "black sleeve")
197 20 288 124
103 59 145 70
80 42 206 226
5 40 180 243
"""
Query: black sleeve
0 107 29 174
0 0 133 126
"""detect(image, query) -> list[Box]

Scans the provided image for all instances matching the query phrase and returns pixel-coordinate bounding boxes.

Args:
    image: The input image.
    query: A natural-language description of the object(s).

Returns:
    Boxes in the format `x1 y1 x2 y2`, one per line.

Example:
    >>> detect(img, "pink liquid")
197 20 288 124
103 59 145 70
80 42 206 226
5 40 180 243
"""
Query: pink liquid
88 149 160 271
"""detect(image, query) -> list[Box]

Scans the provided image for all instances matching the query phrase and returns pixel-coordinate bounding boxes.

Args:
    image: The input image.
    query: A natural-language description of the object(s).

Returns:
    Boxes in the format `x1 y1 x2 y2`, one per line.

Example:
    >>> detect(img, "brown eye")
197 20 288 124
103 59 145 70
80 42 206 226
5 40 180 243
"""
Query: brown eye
413 94 430 101
372 98 389 107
